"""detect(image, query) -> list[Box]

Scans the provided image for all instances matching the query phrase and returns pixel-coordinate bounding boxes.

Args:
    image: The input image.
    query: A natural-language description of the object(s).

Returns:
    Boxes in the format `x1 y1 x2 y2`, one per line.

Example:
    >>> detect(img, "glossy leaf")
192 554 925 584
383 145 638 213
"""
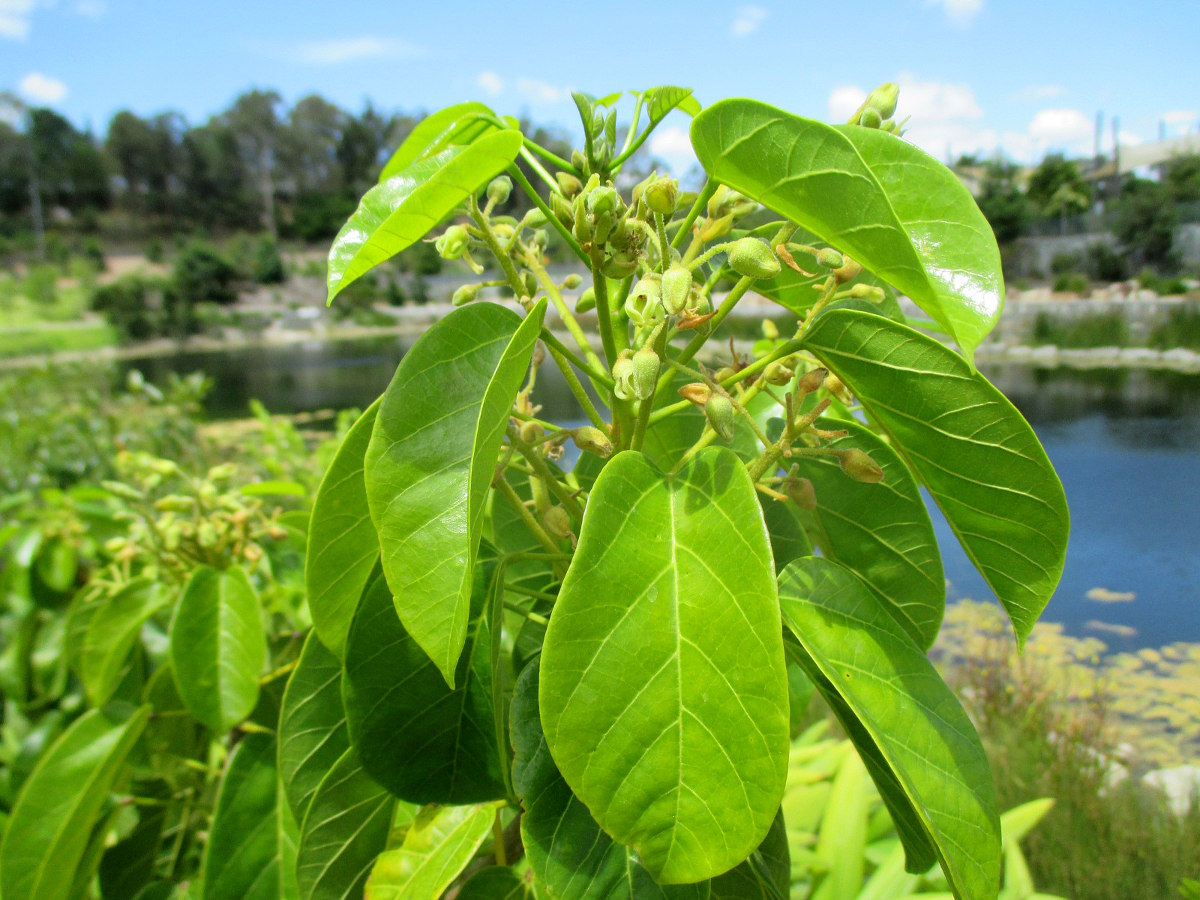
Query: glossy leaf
455 866 533 899
511 662 710 900
169 565 266 732
540 448 790 884
690 100 1002 358
279 632 351 822
644 86 701 125
364 803 497 900
365 300 546 686
0 705 149 900
306 398 381 657
342 569 505 804
708 810 788 899
328 129 524 301
202 732 296 900
778 556 1001 900
760 499 813 574
803 309 1069 645
796 415 943 649
81 577 167 707
296 748 394 900
379 102 498 180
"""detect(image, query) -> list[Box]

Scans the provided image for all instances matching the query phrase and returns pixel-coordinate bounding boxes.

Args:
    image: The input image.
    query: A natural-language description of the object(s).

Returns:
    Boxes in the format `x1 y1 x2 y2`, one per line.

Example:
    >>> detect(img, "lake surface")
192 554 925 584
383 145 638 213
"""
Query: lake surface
122 341 1200 651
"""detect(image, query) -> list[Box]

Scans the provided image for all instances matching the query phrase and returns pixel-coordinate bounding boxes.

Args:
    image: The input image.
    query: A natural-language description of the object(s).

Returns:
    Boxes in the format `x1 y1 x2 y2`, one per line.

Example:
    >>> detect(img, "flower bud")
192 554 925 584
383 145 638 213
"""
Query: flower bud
764 361 793 386
762 319 779 341
644 176 679 216
572 425 613 458
824 372 848 398
592 211 614 246
705 394 736 441
661 264 692 315
518 420 544 444
833 257 863 283
523 208 548 228
576 287 596 313
601 250 638 280
587 185 619 218
817 248 844 269
678 382 711 407
543 505 573 540
707 185 747 219
573 196 593 244
551 192 575 227
557 172 583 197
613 354 636 401
154 495 195 513
858 107 883 129
866 82 900 120
435 225 470 260
849 283 886 302
522 272 539 297
698 213 734 242
207 463 236 481
531 342 546 368
198 521 218 548
452 284 480 306
787 476 817 511
728 238 781 279
624 277 664 327
562 273 582 289
487 175 512 206
631 346 660 400
795 367 827 395
837 448 884 484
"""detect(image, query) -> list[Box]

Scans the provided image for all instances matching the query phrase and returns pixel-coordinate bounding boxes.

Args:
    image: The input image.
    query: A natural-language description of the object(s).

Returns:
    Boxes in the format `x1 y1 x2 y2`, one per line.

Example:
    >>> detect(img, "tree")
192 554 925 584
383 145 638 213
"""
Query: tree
222 89 285 235
1114 176 1179 271
975 157 1031 243
1027 153 1090 218
1162 153 1200 205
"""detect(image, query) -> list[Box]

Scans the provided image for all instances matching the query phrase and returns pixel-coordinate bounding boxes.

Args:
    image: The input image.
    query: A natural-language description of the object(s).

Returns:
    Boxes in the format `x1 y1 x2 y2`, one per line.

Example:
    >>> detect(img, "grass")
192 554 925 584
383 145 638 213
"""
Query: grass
1149 304 1200 350
1032 310 1129 348
0 322 119 358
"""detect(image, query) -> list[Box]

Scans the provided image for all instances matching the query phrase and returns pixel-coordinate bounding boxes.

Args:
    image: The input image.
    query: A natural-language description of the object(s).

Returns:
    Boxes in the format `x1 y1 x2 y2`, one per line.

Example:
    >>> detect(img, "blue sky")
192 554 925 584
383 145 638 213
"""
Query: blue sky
3 0 1199 170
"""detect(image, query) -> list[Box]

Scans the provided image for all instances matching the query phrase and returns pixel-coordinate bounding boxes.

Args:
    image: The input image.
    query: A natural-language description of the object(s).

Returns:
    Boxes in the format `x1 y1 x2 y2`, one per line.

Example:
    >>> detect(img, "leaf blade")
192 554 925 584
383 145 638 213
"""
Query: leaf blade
379 102 498 180
364 803 497 900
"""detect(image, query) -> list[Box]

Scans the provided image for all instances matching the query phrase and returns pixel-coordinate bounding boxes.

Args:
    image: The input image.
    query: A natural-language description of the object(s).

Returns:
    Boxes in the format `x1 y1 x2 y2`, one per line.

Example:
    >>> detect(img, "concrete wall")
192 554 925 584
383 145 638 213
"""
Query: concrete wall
1009 225 1200 278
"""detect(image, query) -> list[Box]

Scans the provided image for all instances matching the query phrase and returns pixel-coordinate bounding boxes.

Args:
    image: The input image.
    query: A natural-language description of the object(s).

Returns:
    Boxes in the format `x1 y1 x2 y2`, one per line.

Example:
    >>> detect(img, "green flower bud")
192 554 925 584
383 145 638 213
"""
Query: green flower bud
487 175 512 205
154 494 194 513
576 287 596 313
522 272 539 297
543 505 573 540
866 82 900 120
613 354 636 401
661 263 692 315
587 185 619 217
728 238 781 279
833 257 863 283
698 213 734 242
557 172 583 197
522 208 547 228
787 476 817 511
849 283 886 302
592 210 614 246
207 463 236 481
572 426 613 458
573 196 593 244
644 176 679 216
562 273 583 289
762 319 779 340
435 225 470 260
571 149 588 173
763 361 793 386
707 185 746 219
705 394 736 441
624 276 664 327
198 521 218 548
601 250 638 280
795 367 828 395
551 192 575 227
518 420 544 444
858 107 883 129
631 346 660 400
817 248 844 269
837 448 884 484
452 284 480 306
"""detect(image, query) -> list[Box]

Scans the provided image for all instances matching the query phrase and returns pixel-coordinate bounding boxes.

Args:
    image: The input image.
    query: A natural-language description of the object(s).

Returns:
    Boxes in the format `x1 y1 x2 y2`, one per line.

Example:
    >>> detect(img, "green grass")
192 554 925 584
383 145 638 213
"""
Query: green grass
1032 310 1129 348
1149 304 1200 350
0 322 119 358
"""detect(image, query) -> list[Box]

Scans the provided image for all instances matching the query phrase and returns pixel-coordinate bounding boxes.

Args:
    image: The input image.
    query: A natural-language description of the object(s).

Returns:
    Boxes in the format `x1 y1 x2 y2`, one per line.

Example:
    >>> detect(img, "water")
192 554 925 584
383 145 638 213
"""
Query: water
121 342 1200 651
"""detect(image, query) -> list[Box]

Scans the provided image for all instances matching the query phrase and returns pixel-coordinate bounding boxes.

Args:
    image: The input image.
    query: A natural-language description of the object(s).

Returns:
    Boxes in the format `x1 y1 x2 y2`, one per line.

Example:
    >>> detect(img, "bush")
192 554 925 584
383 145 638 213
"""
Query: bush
1149 303 1200 349
145 238 164 264
90 275 159 341
1051 271 1089 294
1050 251 1082 276
1085 244 1127 282
82 236 106 272
1032 310 1128 347
172 240 238 307
252 234 286 284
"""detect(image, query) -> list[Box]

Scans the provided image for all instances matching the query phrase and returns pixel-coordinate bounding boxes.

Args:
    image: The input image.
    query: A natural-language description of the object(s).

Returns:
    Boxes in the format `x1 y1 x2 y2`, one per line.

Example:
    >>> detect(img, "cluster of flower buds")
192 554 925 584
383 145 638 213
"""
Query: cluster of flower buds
612 346 660 401
853 83 906 135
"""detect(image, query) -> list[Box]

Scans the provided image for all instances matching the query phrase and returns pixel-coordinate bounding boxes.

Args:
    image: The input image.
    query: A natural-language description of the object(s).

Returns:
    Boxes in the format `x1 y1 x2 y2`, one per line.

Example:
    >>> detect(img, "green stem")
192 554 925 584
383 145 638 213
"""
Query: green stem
508 163 588 265
630 326 669 452
468 200 525 297
503 599 551 624
495 476 562 557
522 136 580 176
539 329 612 387
656 212 671 272
528 257 606 375
512 436 584 520
518 145 559 191
670 179 718 249
504 584 559 605
542 340 609 430
650 339 803 425
588 245 620 369
617 95 646 159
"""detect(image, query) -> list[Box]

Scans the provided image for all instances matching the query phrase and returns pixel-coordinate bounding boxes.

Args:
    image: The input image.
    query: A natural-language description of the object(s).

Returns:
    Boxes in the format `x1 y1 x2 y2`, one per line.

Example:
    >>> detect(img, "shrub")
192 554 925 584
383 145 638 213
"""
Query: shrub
251 233 286 284
1051 271 1089 294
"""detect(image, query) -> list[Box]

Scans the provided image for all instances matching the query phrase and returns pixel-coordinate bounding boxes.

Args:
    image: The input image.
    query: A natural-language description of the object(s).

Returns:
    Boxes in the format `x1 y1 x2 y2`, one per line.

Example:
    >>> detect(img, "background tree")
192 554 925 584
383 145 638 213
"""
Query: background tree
222 89 284 236
974 157 1031 244
1113 177 1179 271
1027 153 1090 218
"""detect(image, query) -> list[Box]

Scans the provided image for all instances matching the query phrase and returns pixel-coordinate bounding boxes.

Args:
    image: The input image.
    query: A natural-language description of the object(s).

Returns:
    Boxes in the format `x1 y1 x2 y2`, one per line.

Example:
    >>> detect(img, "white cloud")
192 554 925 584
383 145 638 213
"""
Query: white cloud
731 5 768 36
476 71 503 97
1013 84 1066 102
19 71 67 104
0 0 34 39
72 0 106 17
515 78 570 104
1161 109 1197 131
283 37 424 65
924 0 983 26
649 125 696 176
828 85 867 122
1028 107 1092 144
1117 130 1143 147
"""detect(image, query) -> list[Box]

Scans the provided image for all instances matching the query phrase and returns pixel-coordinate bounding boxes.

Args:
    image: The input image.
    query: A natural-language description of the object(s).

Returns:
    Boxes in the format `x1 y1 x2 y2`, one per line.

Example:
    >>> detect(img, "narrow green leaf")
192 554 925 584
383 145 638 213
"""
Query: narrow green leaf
363 803 497 900
802 309 1069 645
365 300 546 687
202 732 296 900
0 705 149 900
328 130 523 301
511 662 710 900
169 566 266 733
239 480 307 497
296 748 394 900
306 398 381 657
690 100 1001 359
80 578 168 707
812 747 871 900
778 556 1001 900
796 415 943 649
379 102 498 180
342 569 506 804
455 866 534 899
279 632 351 823
540 448 789 884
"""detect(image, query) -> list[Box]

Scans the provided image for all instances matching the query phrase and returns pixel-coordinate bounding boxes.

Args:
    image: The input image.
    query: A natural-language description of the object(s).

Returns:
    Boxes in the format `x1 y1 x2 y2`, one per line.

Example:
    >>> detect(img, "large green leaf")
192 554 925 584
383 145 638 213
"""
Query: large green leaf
363 802 497 900
0 705 149 900
306 398 381 657
327 129 523 301
81 577 168 706
98 779 170 899
455 866 534 899
279 632 351 823
511 661 710 900
690 100 1002 359
539 448 789 884
710 810 789 899
365 300 546 687
795 415 943 649
168 565 266 732
342 569 505 804
296 748 394 900
202 732 297 900
379 102 498 181
802 309 1069 646
778 556 1001 900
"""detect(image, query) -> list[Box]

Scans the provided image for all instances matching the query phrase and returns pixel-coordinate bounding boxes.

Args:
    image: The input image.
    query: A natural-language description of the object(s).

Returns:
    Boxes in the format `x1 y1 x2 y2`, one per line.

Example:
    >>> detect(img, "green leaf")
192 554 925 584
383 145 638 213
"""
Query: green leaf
539 448 790 884
760 499 813 574
455 866 534 899
81 578 168 707
0 705 149 900
690 100 1002 359
778 556 1001 900
327 130 523 301
708 810 788 899
812 747 871 900
296 748 394 900
98 780 170 899
306 398 381 657
365 300 546 687
511 661 710 900
802 309 1069 646
168 566 266 733
644 86 701 125
342 569 506 804
239 480 307 497
279 632 351 823
379 102 498 180
202 732 296 900
796 415 943 649
363 803 498 900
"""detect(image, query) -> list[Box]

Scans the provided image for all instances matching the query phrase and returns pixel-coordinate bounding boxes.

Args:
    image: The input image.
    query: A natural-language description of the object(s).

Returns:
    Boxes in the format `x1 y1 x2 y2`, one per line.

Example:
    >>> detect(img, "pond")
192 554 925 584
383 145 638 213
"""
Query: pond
121 340 1200 652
